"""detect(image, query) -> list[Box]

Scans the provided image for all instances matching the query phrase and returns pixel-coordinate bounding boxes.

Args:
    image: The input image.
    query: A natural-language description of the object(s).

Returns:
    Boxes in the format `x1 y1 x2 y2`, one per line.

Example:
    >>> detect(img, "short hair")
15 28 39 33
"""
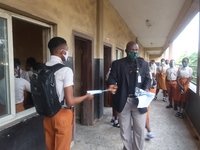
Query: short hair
182 57 189 62
125 41 137 51
26 57 36 67
48 37 67 53
14 58 21 66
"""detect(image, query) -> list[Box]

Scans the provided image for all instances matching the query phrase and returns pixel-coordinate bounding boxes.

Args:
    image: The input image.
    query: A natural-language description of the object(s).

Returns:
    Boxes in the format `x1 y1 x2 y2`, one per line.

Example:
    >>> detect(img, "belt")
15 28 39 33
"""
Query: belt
167 80 176 82
61 105 74 110
128 94 134 98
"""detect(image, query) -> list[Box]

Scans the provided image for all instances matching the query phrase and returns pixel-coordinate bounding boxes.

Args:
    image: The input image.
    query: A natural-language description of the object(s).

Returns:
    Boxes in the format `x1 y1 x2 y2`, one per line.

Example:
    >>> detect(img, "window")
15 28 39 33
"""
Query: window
116 48 123 59
0 9 52 127
0 17 11 117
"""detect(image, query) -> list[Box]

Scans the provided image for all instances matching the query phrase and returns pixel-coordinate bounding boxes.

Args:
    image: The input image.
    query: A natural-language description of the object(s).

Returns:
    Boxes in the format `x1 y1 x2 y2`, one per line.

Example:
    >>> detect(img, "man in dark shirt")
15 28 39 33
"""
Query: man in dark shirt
108 41 151 150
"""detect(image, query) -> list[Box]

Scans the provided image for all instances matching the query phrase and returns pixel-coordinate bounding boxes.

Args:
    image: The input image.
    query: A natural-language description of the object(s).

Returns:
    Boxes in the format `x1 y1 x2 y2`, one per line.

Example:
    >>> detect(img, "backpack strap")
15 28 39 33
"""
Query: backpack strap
49 63 65 73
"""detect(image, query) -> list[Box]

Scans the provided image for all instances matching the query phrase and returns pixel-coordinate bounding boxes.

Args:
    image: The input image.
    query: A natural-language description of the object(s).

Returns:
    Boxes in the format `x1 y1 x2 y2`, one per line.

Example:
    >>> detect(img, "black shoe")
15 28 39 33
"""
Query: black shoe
153 96 157 101
174 106 178 111
113 123 120 128
166 105 173 109
175 112 180 117
179 113 184 119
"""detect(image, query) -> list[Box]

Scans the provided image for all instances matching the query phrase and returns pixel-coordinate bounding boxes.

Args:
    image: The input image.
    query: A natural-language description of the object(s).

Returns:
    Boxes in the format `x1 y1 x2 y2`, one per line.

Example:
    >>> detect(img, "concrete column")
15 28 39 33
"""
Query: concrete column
169 43 174 60
96 0 104 58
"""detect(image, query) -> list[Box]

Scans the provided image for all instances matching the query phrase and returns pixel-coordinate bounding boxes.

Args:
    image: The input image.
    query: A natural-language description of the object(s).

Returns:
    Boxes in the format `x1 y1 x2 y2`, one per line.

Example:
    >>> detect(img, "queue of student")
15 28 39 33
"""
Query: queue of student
150 58 193 119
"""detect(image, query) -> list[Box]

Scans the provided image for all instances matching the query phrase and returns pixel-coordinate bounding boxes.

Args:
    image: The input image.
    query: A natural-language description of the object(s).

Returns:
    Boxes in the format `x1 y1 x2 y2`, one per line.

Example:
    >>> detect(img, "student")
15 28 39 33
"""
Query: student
165 59 178 109
153 58 168 102
14 58 30 82
175 57 193 119
106 68 120 128
43 37 93 150
14 63 31 113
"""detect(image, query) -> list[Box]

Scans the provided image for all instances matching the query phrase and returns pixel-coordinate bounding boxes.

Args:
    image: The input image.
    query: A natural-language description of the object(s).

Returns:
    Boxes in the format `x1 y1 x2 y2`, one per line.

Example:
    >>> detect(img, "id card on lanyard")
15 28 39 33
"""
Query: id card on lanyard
135 58 141 83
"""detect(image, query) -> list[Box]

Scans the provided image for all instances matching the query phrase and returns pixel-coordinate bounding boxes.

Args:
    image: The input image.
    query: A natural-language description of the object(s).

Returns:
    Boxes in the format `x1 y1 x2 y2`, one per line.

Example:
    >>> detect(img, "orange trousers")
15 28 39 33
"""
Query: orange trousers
44 109 74 150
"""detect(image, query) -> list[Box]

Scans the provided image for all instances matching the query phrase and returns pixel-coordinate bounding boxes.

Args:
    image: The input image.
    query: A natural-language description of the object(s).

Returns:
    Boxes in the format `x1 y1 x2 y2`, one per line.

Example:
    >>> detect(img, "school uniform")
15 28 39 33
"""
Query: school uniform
175 66 193 102
44 55 74 150
149 63 157 78
20 69 30 82
156 65 168 90
166 67 178 106
15 77 31 112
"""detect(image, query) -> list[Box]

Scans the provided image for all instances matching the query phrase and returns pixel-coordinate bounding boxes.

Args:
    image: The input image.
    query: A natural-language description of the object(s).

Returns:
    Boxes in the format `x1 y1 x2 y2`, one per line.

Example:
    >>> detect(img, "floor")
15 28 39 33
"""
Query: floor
71 91 200 150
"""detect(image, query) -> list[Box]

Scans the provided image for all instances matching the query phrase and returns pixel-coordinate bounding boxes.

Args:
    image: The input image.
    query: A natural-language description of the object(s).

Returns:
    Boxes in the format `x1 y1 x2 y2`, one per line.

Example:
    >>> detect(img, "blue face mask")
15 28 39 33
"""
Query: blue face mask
14 74 18 78
17 66 20 71
161 61 165 65
127 51 138 61
182 62 188 68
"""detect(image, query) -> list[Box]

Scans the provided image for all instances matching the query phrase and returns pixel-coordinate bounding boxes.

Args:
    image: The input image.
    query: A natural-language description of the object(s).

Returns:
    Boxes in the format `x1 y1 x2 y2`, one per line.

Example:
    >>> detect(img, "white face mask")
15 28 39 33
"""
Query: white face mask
63 50 68 61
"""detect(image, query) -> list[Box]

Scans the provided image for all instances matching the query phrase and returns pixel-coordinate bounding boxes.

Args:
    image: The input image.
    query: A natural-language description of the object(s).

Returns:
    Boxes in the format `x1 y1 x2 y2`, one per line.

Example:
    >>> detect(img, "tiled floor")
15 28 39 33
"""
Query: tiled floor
71 91 200 150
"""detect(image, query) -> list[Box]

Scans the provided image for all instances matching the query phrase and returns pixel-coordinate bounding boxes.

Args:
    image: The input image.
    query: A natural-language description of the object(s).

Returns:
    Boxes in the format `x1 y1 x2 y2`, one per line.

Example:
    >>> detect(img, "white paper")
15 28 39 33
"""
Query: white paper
136 91 155 108
87 89 109 95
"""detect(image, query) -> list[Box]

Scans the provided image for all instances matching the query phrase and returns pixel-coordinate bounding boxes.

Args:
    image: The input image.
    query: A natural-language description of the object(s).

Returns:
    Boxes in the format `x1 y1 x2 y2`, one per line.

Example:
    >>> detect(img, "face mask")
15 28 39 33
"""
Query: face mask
14 74 18 78
182 62 188 67
161 61 165 65
63 50 68 61
127 51 138 61
17 66 20 71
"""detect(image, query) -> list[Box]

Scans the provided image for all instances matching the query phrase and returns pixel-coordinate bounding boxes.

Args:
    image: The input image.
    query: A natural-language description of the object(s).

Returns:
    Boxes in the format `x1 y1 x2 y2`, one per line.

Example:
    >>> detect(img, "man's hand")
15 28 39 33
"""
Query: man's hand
109 85 118 94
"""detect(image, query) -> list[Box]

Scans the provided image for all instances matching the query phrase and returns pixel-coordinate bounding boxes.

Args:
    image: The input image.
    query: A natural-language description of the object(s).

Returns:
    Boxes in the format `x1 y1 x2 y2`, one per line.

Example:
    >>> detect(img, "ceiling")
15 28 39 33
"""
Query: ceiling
109 0 199 57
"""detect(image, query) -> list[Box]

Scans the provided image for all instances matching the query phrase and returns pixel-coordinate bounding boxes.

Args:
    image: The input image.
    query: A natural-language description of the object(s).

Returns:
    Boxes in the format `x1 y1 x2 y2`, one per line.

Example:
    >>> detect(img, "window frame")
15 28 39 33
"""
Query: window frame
0 8 53 128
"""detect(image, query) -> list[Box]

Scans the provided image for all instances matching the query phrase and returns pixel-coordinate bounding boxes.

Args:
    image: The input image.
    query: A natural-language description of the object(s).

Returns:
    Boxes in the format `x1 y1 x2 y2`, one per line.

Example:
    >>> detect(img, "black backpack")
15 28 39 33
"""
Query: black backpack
31 63 64 117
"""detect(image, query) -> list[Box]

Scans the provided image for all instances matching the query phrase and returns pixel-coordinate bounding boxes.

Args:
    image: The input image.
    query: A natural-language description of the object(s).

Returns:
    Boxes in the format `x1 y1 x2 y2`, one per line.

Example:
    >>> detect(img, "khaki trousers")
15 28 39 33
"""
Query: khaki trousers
119 97 146 150
44 109 73 150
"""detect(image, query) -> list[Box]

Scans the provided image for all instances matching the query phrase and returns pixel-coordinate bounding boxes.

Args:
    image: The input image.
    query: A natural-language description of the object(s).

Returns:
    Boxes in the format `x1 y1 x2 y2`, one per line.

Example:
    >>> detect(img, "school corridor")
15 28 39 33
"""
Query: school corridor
71 91 200 150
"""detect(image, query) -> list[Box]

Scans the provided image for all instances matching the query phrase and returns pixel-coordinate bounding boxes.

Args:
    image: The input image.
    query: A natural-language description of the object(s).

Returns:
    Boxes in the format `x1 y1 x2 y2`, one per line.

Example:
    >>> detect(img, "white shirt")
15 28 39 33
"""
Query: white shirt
178 66 193 78
45 56 74 103
156 65 168 74
149 63 157 74
15 77 31 104
166 67 178 80
20 69 30 82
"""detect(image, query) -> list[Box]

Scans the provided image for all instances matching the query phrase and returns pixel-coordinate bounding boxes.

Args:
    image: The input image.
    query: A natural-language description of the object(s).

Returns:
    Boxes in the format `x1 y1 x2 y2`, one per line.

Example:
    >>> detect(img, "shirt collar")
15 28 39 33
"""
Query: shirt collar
50 55 64 64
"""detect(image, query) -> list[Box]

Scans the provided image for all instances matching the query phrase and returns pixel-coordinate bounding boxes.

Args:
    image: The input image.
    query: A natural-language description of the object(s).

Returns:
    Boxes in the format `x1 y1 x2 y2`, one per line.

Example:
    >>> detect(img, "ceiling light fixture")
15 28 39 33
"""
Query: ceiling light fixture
146 20 151 28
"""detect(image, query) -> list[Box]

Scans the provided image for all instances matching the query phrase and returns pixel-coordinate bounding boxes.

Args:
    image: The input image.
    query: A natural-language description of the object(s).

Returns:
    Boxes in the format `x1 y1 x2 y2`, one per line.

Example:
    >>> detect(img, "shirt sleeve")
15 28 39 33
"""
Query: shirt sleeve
63 68 74 88
24 79 31 92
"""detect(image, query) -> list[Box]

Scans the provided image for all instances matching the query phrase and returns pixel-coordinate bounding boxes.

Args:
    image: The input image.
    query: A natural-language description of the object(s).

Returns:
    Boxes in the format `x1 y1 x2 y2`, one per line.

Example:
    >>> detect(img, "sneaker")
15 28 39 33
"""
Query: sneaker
153 96 157 101
145 132 154 140
113 123 120 128
110 119 114 123
163 97 167 102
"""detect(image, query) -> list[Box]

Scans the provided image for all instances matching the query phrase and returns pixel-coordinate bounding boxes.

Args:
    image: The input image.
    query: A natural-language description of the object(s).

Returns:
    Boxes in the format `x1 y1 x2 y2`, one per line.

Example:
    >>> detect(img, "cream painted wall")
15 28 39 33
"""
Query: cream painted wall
0 0 147 60
103 0 146 61
0 0 97 57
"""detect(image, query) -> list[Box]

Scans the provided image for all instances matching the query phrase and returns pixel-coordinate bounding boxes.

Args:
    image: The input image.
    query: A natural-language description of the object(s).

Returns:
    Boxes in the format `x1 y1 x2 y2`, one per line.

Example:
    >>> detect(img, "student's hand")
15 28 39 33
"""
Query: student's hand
85 93 94 101
109 85 118 94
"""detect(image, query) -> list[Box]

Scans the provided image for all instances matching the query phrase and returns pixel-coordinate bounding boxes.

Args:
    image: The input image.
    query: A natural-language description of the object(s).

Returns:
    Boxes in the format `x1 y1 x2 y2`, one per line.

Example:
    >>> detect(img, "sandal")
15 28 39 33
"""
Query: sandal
113 123 120 128
179 113 184 119
175 112 180 117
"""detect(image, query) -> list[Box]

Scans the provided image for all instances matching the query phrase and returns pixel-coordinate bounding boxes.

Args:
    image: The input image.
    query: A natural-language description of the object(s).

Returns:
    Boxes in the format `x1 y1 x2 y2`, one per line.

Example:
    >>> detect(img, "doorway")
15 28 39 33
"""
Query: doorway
103 45 112 107
74 36 94 125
